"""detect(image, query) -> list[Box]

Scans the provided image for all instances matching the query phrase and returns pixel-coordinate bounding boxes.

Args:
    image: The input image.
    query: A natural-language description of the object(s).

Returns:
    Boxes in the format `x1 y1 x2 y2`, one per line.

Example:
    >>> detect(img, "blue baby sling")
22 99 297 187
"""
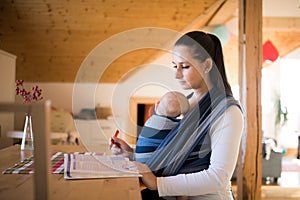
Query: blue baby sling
145 87 240 176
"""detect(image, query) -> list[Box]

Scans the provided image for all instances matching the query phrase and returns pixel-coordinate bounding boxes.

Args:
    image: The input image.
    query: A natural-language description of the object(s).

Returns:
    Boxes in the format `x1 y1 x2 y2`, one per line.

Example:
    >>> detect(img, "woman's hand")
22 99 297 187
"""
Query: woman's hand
134 161 158 191
109 136 134 160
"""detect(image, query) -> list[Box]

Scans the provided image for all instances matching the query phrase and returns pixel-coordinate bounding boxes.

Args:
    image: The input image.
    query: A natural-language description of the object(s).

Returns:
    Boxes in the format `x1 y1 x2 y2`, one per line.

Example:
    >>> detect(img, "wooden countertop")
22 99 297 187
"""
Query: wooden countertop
0 145 142 200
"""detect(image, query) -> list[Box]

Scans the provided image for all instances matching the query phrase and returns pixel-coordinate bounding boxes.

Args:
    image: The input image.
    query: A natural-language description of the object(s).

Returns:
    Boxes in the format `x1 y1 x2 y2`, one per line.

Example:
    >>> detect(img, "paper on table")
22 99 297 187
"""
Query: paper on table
64 154 141 179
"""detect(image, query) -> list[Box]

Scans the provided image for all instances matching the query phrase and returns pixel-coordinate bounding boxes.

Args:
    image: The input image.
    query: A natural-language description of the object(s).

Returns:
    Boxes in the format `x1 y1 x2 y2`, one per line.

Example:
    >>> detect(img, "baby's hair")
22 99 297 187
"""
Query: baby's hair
157 91 190 118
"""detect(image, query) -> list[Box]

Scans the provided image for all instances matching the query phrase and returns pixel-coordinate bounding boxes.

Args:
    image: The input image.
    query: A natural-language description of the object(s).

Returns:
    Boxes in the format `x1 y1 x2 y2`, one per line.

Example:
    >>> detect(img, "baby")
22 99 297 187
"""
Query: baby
135 91 190 163
135 91 190 200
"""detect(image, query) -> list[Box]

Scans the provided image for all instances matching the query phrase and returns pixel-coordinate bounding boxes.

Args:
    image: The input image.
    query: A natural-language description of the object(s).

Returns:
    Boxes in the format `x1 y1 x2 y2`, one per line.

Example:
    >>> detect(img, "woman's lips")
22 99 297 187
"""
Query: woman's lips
178 80 186 85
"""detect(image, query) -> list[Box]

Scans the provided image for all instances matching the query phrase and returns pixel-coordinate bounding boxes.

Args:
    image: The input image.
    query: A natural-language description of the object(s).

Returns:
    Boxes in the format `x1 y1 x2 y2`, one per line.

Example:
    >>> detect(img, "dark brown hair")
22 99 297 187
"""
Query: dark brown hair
175 31 233 96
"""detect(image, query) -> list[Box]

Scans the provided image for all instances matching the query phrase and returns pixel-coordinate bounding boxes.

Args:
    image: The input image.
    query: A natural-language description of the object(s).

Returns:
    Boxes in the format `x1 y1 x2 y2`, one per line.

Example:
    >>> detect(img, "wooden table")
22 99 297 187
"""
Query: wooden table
0 145 142 200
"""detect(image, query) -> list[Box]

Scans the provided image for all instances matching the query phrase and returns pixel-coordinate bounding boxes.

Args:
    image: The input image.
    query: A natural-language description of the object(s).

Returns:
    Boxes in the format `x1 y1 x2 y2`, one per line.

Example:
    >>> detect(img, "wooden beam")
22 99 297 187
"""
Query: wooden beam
31 101 51 200
263 17 300 31
116 0 227 83
238 0 262 199
141 0 227 61
207 0 238 26
181 0 226 31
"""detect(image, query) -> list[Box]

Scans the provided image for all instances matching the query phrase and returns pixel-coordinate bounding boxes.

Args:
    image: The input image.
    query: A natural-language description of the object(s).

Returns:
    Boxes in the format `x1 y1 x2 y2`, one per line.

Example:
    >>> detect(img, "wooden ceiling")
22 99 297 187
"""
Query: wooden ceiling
0 0 299 85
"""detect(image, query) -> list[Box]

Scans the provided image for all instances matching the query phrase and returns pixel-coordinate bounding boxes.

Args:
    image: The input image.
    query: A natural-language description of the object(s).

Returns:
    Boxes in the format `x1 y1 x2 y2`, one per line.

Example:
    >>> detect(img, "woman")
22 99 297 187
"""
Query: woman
110 31 244 199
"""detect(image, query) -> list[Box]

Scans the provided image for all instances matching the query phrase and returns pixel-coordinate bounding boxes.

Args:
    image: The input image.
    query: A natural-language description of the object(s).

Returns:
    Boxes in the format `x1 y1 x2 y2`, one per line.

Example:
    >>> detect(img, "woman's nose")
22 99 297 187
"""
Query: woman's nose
175 68 183 79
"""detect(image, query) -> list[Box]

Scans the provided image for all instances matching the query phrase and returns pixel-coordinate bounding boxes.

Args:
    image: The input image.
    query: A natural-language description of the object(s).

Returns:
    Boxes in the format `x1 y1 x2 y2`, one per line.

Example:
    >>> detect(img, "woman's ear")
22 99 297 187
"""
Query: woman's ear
204 58 213 74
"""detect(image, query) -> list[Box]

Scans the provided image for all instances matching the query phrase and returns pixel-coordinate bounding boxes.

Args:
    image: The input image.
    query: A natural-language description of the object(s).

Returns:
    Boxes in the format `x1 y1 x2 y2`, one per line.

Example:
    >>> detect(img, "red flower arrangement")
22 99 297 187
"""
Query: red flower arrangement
15 80 43 103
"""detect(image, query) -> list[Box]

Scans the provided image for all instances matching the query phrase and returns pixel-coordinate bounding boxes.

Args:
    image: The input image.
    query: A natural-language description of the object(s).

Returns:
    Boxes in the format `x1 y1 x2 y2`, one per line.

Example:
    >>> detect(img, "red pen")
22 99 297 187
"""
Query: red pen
111 129 119 144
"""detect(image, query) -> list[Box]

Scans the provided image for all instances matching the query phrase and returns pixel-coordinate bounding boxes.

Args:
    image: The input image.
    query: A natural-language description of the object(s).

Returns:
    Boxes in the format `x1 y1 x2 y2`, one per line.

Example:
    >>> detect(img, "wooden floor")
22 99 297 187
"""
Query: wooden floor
232 173 300 199
261 171 300 200
261 153 300 200
232 154 300 200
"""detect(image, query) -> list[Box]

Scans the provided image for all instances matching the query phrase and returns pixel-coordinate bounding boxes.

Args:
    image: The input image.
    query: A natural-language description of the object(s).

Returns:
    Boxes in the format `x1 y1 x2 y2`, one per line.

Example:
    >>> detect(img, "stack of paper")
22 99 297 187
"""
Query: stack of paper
64 154 141 179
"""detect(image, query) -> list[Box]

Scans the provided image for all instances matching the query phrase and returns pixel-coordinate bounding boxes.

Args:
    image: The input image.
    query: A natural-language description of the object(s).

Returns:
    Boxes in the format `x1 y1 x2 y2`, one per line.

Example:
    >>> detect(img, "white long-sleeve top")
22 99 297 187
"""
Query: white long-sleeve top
157 105 244 199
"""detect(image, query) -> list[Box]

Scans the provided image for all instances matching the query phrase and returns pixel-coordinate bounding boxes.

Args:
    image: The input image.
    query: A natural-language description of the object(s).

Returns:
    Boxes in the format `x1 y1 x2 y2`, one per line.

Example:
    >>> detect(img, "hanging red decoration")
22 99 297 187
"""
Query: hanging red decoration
263 40 279 63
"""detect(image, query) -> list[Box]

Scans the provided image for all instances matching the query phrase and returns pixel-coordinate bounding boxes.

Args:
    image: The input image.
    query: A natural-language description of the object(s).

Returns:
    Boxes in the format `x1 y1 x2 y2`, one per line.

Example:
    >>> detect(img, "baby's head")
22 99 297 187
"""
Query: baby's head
156 91 190 118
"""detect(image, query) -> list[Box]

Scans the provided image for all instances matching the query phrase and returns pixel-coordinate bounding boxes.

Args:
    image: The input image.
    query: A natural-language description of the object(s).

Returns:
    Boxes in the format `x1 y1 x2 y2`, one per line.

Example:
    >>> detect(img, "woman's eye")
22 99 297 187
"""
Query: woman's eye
182 66 190 69
172 65 190 69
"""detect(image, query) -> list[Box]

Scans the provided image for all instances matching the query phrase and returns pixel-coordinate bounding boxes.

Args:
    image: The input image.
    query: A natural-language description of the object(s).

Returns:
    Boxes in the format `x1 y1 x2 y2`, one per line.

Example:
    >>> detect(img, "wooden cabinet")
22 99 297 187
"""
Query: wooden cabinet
0 50 16 148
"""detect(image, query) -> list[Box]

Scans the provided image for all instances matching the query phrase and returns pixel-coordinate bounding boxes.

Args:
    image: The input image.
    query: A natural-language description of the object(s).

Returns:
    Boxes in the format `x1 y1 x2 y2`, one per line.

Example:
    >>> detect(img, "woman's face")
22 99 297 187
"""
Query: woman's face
172 45 206 90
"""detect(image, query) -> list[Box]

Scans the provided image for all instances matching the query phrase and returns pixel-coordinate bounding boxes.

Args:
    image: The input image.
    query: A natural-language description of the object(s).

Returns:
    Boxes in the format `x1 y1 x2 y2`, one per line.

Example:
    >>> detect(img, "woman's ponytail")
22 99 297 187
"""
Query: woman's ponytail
207 33 233 96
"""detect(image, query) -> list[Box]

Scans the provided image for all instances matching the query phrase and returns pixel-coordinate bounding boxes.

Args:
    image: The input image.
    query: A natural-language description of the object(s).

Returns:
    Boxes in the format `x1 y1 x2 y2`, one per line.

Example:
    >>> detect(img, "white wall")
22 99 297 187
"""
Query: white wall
261 59 281 140
0 50 16 148
262 47 300 149
21 62 187 144
21 46 300 150
279 57 300 148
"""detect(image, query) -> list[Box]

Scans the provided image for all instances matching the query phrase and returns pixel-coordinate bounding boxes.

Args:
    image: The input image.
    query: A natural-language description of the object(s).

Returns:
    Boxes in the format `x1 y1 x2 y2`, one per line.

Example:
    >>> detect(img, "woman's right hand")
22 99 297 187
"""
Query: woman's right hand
109 136 134 160
133 162 157 190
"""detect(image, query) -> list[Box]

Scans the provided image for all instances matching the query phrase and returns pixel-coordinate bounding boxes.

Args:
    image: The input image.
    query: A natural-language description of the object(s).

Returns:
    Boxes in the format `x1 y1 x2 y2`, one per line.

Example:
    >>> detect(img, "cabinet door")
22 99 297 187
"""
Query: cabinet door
0 50 16 148
98 119 118 140
75 119 112 152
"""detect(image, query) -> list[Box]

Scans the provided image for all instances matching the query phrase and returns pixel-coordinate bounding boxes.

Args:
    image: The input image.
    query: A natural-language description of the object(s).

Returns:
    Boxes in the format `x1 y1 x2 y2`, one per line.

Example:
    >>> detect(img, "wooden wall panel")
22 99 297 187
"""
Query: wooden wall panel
263 31 300 59
0 0 298 83
100 49 165 83
0 0 217 82
238 0 262 199
223 35 238 85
